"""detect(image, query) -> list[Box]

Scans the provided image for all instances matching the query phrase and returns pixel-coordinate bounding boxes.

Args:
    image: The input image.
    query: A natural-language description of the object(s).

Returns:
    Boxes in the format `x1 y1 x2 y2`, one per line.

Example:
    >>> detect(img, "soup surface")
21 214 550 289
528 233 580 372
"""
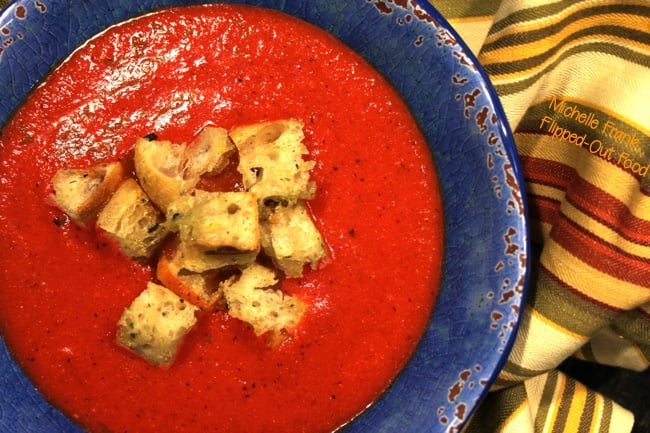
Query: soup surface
0 5 443 433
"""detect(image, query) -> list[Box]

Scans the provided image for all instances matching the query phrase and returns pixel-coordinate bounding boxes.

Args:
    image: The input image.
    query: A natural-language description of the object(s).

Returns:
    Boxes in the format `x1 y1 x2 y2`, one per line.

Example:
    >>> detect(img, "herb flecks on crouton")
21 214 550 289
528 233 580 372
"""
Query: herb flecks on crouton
171 239 258 273
96 178 167 259
164 190 261 274
230 120 316 214
51 161 125 224
261 200 327 278
117 282 199 367
168 190 260 253
222 263 307 346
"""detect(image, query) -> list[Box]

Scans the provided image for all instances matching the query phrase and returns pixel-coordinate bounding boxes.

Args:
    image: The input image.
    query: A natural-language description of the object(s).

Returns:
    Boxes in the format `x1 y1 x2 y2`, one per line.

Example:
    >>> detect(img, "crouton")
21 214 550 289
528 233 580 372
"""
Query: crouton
260 201 327 277
156 242 227 311
134 127 235 211
96 178 167 258
133 137 185 212
221 263 307 345
172 238 258 273
186 126 235 176
229 120 316 213
167 190 260 254
51 161 125 224
117 282 199 366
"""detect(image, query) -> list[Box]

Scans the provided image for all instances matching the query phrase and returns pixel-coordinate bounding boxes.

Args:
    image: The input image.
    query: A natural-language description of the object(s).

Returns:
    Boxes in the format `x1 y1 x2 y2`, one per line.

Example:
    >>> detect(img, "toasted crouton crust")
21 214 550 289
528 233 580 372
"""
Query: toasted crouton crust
156 242 227 311
96 178 167 258
260 201 327 277
221 263 307 343
133 137 186 212
134 127 235 211
117 282 199 366
230 120 316 212
186 126 235 176
52 161 125 224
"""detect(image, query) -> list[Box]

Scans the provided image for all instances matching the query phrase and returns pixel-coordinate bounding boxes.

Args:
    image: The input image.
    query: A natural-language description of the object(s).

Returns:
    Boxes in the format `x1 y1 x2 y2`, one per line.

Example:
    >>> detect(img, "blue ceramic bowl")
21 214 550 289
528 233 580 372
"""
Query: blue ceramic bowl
0 1 529 432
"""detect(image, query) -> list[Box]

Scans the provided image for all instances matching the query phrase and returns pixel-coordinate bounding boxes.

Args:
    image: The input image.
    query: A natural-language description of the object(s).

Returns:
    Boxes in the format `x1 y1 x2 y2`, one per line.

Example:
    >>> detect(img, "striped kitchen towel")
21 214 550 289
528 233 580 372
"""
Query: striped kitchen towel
432 0 650 432
1 0 647 431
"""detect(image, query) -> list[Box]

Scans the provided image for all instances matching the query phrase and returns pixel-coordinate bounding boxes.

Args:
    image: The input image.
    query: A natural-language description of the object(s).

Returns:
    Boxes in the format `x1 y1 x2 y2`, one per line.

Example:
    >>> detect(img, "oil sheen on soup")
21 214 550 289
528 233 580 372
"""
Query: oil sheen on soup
0 5 443 433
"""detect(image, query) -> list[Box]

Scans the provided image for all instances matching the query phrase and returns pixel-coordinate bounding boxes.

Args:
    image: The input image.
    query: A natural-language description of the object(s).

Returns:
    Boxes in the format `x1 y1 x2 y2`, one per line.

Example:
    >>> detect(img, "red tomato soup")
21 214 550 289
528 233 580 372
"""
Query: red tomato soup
0 5 443 433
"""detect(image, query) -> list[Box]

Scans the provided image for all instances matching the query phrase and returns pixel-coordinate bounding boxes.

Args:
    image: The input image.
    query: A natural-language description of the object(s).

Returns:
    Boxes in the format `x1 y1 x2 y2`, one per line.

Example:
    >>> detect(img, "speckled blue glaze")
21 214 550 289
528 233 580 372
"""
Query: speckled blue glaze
0 1 529 432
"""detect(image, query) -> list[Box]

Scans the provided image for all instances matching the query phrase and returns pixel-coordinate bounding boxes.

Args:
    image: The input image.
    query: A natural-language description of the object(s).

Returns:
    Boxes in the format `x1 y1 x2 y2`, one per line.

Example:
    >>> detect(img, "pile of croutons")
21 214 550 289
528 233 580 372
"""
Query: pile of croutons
51 120 327 366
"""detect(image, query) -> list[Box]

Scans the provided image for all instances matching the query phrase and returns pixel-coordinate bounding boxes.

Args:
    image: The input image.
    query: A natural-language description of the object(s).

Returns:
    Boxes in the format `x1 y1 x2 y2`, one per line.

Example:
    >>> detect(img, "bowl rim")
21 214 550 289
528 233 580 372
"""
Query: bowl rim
0 1 530 432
